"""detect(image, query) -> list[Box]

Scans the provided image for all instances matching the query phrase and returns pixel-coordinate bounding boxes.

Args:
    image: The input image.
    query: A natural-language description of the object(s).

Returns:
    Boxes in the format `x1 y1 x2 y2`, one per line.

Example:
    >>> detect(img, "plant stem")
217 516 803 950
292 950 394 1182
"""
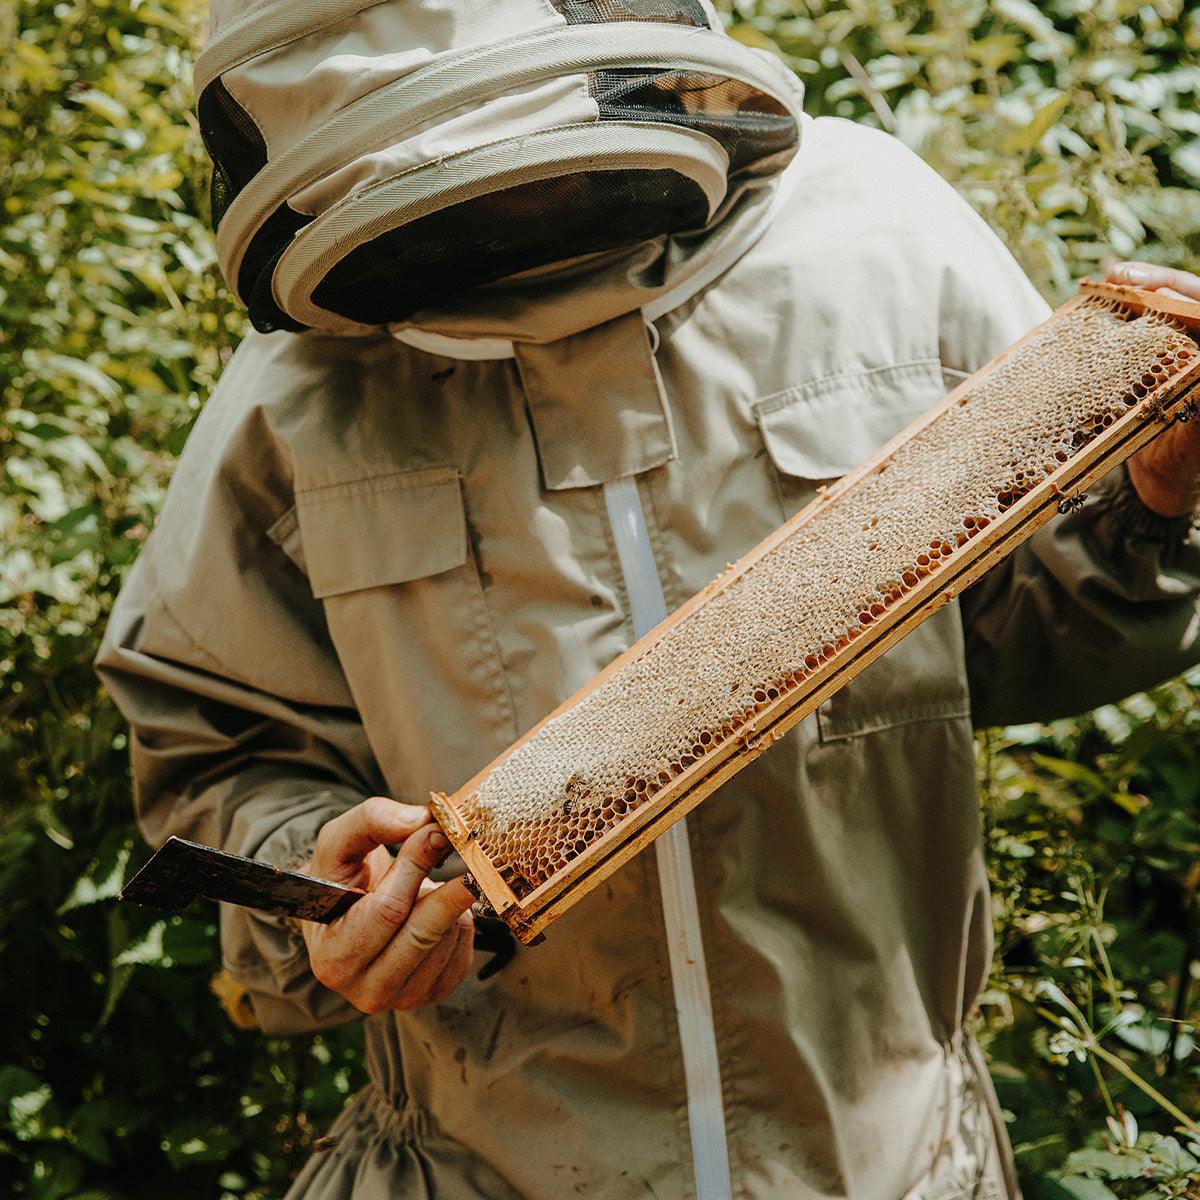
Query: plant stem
1166 916 1196 1075
1088 1050 1117 1117
1036 1005 1199 1132
1091 925 1122 1011
1088 1043 1200 1134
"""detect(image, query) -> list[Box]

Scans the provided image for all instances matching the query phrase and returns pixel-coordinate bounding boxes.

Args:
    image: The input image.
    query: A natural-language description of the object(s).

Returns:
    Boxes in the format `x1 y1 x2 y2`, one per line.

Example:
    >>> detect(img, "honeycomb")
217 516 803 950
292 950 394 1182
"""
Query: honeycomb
452 295 1197 898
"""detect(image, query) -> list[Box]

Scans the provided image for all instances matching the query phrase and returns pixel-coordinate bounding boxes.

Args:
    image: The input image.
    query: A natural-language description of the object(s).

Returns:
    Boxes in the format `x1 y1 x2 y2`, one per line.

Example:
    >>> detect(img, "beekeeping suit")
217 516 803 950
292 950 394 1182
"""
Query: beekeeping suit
96 3 1200 1198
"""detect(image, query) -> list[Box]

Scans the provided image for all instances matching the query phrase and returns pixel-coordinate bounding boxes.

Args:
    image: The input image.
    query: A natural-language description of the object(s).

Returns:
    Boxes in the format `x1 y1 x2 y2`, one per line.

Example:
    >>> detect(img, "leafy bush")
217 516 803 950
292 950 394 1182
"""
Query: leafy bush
725 0 1200 301
1 0 1197 1196
1 3 364 1197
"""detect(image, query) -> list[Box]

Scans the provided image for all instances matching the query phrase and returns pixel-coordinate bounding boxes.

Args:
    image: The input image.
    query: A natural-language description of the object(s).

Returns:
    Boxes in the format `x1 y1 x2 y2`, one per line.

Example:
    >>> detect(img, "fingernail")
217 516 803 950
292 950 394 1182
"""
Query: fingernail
430 831 449 854
1120 266 1149 284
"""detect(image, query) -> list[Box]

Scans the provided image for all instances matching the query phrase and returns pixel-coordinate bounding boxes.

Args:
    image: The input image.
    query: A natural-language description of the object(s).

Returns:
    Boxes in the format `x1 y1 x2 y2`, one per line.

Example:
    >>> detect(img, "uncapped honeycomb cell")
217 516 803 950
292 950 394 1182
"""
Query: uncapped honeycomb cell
452 297 1197 896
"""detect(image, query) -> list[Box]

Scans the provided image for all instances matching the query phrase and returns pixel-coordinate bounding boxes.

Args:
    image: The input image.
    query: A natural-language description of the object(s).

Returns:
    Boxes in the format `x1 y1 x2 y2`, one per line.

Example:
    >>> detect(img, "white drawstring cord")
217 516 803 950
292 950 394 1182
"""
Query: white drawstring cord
603 475 734 1200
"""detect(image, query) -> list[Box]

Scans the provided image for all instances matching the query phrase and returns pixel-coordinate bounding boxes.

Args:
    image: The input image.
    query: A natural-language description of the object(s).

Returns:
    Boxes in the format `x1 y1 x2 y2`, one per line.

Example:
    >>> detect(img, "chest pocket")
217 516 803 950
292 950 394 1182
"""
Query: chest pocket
272 466 518 800
752 361 972 742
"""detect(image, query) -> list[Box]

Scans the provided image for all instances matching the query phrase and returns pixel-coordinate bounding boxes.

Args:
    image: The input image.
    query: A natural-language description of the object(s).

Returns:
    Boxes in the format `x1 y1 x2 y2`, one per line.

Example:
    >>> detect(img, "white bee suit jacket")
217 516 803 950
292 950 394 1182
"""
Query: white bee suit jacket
97 4 1200 1198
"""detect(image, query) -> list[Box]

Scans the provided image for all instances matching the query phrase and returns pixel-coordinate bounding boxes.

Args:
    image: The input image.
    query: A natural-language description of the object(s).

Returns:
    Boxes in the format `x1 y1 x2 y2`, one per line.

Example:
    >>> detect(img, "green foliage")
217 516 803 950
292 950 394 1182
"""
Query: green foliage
0 1 361 1197
724 0 1200 293
977 682 1200 1196
1 0 1197 1196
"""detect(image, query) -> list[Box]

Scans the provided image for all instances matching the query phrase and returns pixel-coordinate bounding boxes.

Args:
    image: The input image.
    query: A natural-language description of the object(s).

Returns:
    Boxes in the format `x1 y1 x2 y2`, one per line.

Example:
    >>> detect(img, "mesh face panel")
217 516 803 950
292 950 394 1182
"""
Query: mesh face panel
240 203 313 333
550 0 710 25
263 69 793 330
443 296 1199 902
593 69 797 171
197 79 268 229
309 168 709 327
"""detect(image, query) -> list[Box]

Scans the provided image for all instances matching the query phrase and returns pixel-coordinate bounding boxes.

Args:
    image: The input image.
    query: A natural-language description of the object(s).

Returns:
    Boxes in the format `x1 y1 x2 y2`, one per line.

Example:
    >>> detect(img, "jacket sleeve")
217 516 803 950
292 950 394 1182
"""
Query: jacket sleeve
96 545 382 1033
95 356 386 1035
931 197 1200 725
961 466 1200 726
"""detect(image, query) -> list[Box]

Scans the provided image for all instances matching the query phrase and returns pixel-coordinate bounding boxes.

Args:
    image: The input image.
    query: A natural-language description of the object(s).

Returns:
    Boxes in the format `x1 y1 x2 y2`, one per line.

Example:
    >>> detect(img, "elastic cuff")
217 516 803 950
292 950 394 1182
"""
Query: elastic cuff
1098 464 1199 546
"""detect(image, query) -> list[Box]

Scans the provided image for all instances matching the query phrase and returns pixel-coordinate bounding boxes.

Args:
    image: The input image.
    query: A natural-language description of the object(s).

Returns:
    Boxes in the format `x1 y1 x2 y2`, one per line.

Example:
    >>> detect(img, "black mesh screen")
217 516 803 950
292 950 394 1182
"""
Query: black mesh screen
197 79 268 229
240 204 313 333
305 168 709 328
592 69 796 172
549 0 709 25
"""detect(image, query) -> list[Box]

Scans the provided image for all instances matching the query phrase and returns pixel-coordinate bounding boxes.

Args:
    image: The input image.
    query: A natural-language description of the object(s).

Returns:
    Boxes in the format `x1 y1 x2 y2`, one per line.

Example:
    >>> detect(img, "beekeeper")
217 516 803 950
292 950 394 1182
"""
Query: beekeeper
96 2 1200 1197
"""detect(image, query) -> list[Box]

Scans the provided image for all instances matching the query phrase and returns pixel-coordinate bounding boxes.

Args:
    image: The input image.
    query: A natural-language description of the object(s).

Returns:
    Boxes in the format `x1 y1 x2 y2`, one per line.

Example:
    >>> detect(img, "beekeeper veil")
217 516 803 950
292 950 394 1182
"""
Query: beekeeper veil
197 0 804 337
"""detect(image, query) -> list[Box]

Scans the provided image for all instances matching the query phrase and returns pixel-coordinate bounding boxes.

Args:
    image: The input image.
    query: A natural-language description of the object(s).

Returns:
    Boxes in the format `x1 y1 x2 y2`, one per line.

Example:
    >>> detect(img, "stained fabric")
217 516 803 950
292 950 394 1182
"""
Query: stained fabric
97 117 1200 1198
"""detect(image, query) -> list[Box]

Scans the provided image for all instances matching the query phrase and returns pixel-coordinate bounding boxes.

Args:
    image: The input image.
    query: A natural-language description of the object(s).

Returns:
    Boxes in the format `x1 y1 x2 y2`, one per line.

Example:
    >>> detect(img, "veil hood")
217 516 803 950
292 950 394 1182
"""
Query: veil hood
197 0 804 337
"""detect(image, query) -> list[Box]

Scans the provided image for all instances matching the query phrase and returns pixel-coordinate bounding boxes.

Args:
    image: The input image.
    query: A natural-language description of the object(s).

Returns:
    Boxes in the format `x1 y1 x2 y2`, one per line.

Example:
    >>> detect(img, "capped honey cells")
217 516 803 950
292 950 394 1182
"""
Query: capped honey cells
444 291 1199 903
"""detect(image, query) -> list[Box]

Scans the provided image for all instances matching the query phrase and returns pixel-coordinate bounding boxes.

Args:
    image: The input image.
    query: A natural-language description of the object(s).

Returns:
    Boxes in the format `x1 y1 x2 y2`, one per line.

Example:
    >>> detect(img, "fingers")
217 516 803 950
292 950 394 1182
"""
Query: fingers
1107 262 1200 301
302 797 481 1014
372 916 464 1010
310 797 431 877
387 877 477 965
430 915 477 1003
332 824 453 961
344 883 477 1014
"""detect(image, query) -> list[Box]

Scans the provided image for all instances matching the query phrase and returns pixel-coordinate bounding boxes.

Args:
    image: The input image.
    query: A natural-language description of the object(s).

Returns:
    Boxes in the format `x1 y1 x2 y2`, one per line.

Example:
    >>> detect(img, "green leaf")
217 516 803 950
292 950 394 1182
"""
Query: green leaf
1038 1177 1122 1199
159 1119 241 1169
111 919 165 968
71 89 130 127
1002 93 1073 155
57 843 130 914
1 1072 54 1141
1064 1147 1148 1178
1129 188 1200 238
1030 754 1108 793
993 0 1073 56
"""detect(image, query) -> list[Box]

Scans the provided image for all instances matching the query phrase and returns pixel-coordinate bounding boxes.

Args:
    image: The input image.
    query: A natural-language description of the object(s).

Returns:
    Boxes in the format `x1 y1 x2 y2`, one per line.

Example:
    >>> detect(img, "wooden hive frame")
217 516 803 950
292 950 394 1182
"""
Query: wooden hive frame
431 281 1200 944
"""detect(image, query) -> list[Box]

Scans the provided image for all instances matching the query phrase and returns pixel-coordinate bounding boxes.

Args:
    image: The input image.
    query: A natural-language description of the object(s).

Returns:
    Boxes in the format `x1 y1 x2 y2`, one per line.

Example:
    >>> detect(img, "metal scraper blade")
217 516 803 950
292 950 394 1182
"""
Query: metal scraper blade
120 836 364 923
120 836 520 975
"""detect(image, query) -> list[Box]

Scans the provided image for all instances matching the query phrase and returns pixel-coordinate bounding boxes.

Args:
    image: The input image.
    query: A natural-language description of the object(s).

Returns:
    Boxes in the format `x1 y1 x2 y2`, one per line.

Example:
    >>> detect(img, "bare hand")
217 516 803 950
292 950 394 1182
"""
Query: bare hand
297 797 475 1013
1108 262 1200 518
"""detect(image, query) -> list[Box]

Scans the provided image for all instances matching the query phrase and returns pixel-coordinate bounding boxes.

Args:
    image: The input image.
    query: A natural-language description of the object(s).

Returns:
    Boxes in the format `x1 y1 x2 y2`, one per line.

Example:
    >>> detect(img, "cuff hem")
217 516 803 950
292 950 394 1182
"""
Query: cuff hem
1099 464 1198 546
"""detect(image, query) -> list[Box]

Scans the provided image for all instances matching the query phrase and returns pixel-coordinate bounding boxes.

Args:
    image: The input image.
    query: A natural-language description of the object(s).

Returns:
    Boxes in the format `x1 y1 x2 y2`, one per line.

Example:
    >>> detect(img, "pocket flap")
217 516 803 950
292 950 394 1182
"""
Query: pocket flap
295 467 468 599
754 360 949 479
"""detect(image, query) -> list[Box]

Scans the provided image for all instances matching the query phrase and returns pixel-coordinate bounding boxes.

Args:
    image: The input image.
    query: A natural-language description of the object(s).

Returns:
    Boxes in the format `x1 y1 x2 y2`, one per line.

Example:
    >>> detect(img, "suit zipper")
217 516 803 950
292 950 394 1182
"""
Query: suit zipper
603 474 733 1200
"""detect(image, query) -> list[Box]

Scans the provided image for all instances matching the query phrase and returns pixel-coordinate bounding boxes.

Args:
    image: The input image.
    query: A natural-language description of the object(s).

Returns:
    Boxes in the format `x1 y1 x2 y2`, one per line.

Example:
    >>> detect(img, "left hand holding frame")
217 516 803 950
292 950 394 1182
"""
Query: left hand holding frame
1110 262 1200 518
